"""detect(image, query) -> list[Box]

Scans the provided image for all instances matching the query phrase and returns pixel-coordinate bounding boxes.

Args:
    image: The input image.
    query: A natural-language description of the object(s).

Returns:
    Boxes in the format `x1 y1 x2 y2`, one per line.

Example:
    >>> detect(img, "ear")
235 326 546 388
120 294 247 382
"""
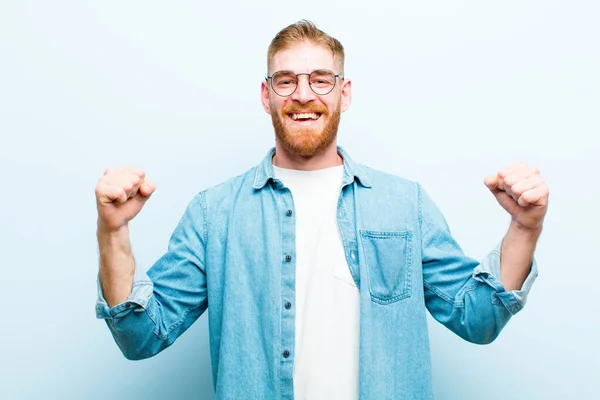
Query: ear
340 79 352 112
261 81 271 114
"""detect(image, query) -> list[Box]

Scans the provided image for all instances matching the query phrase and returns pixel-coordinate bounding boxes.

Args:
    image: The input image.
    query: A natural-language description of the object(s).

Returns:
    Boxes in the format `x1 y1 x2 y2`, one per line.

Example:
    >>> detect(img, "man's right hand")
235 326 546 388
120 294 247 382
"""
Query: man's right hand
95 167 156 233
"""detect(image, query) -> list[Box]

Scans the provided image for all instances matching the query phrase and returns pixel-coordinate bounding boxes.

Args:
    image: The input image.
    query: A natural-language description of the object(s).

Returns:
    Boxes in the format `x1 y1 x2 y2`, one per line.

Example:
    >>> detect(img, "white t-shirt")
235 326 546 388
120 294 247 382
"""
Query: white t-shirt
273 164 360 400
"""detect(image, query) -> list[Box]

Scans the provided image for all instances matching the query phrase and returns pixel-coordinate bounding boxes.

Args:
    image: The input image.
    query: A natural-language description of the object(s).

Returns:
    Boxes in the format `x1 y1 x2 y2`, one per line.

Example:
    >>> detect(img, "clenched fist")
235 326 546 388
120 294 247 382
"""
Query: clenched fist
484 162 549 230
95 167 156 232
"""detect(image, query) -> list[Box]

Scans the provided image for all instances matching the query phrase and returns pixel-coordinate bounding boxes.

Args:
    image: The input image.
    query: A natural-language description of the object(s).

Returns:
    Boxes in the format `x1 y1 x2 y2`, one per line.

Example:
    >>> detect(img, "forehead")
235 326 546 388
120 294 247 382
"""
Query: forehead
270 42 337 74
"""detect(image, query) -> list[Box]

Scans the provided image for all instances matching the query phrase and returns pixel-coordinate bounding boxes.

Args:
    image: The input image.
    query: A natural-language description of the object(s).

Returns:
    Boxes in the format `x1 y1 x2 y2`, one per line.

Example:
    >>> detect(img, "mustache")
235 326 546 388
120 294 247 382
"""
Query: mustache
282 104 329 115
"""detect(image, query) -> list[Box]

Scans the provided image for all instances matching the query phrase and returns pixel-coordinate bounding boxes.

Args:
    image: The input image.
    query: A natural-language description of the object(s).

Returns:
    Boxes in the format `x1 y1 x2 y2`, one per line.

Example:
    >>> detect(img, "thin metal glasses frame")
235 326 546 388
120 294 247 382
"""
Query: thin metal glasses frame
265 69 344 97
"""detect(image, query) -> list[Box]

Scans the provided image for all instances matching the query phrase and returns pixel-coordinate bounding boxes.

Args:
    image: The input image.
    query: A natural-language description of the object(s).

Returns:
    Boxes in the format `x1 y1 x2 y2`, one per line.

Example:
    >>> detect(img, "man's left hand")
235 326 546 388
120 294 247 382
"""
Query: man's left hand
484 162 549 230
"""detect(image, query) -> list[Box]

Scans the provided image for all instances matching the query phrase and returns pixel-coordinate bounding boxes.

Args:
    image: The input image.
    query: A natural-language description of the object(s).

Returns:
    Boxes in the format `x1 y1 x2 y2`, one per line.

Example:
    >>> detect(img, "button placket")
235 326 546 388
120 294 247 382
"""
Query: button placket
279 189 296 385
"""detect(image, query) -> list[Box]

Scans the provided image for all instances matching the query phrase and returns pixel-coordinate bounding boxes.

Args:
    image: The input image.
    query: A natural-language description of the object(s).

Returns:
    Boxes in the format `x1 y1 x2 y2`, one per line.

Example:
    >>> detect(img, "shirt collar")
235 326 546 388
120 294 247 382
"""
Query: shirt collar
252 146 372 189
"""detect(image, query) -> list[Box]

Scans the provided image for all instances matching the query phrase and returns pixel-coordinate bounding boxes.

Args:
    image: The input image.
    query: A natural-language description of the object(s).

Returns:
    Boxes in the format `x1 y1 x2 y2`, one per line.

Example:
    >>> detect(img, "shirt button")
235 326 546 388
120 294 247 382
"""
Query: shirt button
283 350 290 358
350 251 356 261
285 302 292 309
286 209 293 217
285 255 292 262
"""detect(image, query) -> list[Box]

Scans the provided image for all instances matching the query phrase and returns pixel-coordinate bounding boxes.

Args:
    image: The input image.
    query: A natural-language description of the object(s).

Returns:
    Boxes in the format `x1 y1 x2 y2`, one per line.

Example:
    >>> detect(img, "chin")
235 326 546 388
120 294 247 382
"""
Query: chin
288 140 324 158
271 104 341 159
280 130 336 158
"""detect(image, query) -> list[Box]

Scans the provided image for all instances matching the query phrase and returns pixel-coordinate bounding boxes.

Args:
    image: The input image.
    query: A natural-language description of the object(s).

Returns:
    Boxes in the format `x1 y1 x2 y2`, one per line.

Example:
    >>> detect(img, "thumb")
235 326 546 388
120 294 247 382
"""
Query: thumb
487 183 521 217
127 186 154 214
483 175 499 191
138 181 156 198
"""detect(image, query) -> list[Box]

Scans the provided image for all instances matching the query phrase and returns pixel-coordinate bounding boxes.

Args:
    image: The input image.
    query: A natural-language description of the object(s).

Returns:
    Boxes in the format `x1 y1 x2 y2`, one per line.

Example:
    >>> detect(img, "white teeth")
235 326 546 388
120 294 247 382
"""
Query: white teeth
290 113 320 120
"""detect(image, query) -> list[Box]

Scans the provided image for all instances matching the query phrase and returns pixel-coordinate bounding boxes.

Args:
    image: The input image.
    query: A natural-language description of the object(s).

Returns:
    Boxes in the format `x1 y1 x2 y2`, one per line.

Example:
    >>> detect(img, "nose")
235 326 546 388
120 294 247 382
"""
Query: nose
290 74 317 103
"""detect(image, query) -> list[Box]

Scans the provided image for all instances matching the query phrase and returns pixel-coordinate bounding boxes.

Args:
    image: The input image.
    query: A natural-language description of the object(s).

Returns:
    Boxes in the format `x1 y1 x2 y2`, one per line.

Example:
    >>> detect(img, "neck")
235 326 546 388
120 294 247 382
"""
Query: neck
273 141 343 171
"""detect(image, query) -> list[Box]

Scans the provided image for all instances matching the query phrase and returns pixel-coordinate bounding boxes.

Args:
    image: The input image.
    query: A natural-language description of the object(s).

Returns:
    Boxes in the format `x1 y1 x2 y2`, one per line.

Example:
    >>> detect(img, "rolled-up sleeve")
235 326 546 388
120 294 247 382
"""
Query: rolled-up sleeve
473 243 538 315
418 183 538 344
95 270 153 320
95 192 209 360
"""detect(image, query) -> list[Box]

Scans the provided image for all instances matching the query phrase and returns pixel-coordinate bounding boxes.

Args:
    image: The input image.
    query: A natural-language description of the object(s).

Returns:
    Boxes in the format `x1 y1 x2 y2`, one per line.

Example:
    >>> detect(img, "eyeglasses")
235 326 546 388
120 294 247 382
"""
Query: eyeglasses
266 69 344 97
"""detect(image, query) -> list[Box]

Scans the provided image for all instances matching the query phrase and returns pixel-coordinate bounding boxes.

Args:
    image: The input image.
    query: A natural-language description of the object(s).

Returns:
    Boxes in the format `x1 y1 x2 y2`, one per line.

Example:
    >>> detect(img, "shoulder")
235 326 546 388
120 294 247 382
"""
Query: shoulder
359 163 419 192
197 166 259 205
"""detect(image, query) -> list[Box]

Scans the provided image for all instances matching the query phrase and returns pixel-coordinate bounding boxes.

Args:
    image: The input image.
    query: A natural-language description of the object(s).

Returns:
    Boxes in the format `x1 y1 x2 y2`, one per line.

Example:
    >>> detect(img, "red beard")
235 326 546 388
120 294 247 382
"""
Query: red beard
271 100 341 158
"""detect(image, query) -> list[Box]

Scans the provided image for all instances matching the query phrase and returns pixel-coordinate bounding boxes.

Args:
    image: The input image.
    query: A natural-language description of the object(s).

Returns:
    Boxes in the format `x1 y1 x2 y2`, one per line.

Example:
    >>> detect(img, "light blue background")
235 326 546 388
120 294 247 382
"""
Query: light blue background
1 1 598 399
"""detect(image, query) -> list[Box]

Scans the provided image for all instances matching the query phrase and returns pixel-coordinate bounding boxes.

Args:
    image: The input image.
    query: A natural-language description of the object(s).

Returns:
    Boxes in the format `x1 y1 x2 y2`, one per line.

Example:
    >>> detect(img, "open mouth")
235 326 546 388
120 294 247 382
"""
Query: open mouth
287 112 322 122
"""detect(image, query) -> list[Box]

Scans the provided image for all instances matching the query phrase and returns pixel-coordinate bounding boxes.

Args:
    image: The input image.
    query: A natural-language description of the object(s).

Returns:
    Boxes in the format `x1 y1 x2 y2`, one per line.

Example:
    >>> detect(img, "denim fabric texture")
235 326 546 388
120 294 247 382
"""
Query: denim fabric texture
96 147 537 400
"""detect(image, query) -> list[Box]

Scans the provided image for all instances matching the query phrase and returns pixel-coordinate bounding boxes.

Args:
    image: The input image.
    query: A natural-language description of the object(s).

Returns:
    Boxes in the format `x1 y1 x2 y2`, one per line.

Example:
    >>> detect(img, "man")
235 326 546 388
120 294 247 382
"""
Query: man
95 20 548 400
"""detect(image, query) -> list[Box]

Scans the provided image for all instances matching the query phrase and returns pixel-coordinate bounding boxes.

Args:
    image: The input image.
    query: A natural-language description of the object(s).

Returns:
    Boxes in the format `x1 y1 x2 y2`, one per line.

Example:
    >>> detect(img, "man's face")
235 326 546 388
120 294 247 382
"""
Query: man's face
261 42 352 159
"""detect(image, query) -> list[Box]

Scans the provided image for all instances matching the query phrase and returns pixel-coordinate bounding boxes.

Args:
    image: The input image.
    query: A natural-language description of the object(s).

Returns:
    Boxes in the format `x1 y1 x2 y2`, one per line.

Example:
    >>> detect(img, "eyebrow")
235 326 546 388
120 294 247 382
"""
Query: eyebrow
271 69 334 75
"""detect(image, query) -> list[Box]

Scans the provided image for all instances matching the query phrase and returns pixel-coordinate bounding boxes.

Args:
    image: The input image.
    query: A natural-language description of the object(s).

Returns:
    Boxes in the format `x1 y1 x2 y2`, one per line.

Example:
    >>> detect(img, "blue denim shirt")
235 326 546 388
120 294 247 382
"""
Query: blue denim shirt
96 147 537 400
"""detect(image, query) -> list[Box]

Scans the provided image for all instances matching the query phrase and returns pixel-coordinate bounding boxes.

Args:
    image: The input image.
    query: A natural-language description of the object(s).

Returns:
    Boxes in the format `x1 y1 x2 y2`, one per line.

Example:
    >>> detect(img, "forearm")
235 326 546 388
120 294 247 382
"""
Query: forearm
97 224 135 308
500 220 541 291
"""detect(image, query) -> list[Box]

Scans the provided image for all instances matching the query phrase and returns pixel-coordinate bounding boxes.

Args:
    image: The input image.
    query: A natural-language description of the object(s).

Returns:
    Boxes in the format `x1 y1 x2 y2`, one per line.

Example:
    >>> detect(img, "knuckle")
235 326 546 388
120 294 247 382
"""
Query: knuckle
519 193 531 203
512 187 524 197
114 166 130 175
504 176 516 186
536 178 545 187
116 188 127 201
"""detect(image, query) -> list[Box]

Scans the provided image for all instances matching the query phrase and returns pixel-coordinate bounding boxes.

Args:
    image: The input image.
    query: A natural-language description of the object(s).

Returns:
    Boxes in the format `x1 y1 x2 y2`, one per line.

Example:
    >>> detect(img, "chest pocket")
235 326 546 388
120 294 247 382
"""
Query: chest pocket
360 230 413 304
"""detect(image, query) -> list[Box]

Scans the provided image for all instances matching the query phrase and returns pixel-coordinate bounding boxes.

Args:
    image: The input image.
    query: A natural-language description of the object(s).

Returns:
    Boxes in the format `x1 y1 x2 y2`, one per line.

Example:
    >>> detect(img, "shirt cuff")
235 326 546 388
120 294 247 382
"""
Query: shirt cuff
472 242 539 315
95 272 154 319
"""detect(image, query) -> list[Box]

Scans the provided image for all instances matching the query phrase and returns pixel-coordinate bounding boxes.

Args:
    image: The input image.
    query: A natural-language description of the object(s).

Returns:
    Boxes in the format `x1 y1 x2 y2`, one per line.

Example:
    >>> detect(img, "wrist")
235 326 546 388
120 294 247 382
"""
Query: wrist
97 221 129 237
97 223 131 255
509 220 543 239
